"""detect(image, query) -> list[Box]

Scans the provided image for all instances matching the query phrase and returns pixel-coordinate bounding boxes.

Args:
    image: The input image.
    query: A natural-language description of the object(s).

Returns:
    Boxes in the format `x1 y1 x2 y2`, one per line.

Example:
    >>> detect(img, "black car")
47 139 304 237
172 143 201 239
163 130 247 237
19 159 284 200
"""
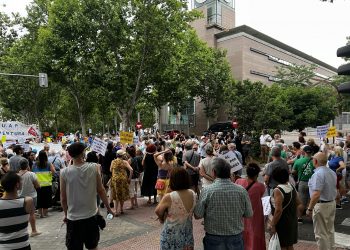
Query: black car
207 121 234 134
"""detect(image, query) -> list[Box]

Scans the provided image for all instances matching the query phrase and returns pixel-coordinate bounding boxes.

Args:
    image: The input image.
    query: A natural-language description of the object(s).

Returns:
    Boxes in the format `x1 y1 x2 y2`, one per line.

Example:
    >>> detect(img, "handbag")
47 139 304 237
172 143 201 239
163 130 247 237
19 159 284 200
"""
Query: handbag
155 179 166 190
268 233 281 250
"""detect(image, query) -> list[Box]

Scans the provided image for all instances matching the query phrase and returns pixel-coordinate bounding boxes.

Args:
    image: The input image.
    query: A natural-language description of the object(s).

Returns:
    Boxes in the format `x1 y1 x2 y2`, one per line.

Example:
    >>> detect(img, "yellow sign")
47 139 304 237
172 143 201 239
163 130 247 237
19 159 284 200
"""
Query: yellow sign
120 131 133 144
326 126 337 138
1 135 6 143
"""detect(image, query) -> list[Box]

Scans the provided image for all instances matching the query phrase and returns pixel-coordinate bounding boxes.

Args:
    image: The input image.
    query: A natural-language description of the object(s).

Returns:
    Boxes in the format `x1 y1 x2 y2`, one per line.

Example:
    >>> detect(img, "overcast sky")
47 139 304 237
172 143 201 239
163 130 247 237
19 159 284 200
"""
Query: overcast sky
1 0 349 67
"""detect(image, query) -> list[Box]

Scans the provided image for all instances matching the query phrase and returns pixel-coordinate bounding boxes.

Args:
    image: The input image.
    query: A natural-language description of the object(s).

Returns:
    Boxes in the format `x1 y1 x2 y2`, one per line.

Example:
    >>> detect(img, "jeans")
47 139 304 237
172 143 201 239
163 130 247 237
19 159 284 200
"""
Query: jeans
203 233 244 250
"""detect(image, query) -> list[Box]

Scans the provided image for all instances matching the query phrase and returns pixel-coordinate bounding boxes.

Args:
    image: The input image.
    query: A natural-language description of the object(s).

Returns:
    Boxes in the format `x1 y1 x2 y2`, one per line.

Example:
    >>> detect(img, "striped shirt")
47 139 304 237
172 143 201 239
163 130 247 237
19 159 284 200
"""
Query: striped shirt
194 178 253 236
0 197 30 249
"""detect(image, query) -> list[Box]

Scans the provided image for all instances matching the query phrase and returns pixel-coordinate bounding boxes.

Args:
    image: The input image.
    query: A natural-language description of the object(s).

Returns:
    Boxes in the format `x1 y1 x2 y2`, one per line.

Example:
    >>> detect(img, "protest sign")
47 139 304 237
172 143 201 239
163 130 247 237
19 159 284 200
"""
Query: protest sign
261 196 271 216
0 121 40 140
326 126 337 138
1 135 6 143
133 136 139 145
218 151 243 173
316 125 329 139
91 138 108 156
120 131 133 144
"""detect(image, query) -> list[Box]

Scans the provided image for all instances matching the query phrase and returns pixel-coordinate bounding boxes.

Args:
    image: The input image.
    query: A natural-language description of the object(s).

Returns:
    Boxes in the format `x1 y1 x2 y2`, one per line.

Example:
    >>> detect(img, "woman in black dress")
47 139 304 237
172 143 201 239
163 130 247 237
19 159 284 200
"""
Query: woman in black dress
268 167 302 250
141 144 158 204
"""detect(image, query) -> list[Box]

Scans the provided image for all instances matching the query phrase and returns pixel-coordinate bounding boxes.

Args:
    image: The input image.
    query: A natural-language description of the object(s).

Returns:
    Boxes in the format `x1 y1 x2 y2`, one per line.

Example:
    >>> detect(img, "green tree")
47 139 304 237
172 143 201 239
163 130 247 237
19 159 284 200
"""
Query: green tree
275 63 317 87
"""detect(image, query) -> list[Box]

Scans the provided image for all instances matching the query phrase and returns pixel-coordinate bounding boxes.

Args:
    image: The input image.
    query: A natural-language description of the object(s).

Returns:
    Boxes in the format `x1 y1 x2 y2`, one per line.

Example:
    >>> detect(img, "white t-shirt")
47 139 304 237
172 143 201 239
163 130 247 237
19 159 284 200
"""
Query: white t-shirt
260 134 272 145
18 171 37 198
60 162 98 220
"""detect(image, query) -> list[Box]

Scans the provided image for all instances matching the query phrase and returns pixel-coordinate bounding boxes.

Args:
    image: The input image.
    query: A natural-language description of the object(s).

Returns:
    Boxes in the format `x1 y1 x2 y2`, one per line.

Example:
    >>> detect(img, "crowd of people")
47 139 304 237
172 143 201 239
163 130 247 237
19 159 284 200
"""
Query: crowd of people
0 129 349 250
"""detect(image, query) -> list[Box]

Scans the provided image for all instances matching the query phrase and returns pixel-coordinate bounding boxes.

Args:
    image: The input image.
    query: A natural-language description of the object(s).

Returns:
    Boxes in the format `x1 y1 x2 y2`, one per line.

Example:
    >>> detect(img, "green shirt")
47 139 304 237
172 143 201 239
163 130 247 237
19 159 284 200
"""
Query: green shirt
293 156 314 182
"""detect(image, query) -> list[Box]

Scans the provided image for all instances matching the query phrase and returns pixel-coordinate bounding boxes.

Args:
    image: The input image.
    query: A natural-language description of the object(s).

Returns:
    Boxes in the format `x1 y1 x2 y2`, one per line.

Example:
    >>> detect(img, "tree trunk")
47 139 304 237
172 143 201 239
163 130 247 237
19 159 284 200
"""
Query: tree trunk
71 91 86 137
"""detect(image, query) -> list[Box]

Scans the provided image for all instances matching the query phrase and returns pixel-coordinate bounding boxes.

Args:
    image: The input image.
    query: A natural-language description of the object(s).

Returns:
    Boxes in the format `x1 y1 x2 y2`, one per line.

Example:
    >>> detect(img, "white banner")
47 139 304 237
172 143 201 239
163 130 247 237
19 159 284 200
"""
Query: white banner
316 124 329 139
0 121 40 140
218 151 243 173
91 138 108 156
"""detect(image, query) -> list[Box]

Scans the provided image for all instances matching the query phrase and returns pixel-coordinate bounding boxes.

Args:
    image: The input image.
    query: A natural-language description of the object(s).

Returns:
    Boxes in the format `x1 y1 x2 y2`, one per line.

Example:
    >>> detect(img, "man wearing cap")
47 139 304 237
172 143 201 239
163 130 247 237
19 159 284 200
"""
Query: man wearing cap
306 152 337 250
9 145 26 172
292 145 314 223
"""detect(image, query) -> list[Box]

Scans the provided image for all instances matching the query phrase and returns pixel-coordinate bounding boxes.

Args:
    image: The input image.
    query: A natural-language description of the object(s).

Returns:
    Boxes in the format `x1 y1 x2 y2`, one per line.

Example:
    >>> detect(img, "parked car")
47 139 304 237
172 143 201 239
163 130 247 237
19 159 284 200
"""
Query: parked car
207 121 234 134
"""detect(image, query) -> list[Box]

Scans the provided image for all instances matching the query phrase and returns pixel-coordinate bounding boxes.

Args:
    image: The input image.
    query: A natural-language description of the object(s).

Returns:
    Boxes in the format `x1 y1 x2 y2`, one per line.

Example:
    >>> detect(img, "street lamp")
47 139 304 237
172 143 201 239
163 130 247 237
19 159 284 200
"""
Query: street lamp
0 72 48 87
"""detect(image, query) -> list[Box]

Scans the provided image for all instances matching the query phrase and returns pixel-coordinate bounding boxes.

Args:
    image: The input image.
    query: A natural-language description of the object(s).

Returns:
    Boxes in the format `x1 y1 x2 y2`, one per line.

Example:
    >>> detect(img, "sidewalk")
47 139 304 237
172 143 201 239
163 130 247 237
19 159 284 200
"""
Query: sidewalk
29 197 349 250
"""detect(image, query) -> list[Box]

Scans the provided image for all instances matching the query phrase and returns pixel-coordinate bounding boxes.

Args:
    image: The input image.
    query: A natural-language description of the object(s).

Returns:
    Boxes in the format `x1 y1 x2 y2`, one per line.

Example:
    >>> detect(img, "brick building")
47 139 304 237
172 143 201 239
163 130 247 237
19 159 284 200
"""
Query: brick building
160 0 336 135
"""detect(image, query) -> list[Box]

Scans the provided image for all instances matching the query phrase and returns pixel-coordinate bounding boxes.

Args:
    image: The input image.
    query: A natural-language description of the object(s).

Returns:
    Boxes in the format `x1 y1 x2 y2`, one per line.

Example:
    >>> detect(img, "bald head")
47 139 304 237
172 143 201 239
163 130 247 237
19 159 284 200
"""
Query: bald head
313 152 327 167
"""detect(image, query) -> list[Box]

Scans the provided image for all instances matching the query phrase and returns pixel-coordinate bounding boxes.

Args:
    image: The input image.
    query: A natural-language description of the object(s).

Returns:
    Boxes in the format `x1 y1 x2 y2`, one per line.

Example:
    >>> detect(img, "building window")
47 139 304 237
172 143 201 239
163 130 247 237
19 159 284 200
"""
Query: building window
168 99 195 125
207 0 221 26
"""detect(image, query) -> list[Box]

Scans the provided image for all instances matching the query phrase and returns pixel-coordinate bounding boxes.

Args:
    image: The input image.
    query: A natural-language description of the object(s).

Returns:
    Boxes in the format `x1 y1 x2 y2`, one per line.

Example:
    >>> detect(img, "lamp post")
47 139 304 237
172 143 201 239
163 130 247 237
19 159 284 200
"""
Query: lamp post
0 72 48 87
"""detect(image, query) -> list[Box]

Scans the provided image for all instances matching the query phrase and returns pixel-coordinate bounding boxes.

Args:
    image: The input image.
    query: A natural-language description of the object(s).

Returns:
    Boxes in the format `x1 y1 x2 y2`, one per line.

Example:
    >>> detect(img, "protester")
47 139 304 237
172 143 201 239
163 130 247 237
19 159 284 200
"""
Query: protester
260 129 272 163
306 152 337 250
194 158 253 250
9 145 26 172
268 167 301 250
0 157 9 197
155 167 196 250
154 149 174 202
183 141 201 196
0 171 35 250
18 158 41 237
264 147 290 195
292 145 314 223
236 163 266 250
328 146 346 209
32 150 56 218
199 145 215 188
60 142 114 250
127 146 141 209
110 150 133 215
100 141 116 208
141 144 158 205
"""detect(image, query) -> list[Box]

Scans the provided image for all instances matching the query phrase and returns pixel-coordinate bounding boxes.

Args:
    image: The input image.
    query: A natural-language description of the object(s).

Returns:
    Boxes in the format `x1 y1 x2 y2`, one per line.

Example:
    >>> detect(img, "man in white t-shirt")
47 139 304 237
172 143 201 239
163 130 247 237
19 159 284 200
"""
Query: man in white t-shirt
260 129 272 163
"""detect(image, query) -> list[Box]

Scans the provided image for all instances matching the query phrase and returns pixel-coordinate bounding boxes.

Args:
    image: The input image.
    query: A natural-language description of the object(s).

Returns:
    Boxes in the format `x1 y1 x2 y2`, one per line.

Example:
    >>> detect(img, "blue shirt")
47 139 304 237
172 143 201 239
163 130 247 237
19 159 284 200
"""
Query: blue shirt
194 178 253 236
308 166 337 201
328 156 343 172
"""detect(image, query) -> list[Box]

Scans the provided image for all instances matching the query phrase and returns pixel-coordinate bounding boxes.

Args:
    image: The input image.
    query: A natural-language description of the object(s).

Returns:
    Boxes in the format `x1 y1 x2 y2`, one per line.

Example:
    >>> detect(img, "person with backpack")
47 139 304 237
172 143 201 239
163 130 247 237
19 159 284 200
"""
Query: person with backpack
292 145 314 223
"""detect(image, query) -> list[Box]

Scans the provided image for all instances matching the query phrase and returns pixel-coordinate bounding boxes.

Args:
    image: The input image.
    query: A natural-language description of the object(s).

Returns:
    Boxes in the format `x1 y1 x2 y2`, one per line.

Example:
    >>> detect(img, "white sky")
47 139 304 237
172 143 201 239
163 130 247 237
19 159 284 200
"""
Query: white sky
1 0 349 67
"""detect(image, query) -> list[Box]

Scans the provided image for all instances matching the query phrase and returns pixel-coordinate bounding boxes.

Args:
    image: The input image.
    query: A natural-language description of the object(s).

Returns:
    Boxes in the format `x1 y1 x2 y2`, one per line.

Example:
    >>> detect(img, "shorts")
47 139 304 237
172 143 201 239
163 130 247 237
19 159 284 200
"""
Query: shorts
129 179 138 196
66 215 100 250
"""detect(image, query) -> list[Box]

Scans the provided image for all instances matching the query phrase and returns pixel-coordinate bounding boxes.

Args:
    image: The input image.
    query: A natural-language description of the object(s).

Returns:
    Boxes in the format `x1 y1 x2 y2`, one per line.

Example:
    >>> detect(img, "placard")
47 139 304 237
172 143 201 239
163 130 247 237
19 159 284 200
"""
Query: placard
120 131 133 144
1 135 6 143
316 125 329 139
218 151 243 173
326 126 337 138
261 196 271 216
91 138 108 156
133 136 139 145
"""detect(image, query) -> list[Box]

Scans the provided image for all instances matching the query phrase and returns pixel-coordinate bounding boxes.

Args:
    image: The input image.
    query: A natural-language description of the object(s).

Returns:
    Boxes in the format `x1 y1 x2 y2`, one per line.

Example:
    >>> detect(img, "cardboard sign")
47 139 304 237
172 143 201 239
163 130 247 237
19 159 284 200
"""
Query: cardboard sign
316 125 329 139
218 151 243 173
326 126 337 138
91 138 108 156
120 131 133 144
261 196 271 216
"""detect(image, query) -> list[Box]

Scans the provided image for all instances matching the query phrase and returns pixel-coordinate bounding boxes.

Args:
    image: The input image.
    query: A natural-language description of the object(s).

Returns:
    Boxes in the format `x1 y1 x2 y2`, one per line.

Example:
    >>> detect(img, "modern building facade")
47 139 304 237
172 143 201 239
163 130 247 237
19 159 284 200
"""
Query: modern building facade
161 0 337 135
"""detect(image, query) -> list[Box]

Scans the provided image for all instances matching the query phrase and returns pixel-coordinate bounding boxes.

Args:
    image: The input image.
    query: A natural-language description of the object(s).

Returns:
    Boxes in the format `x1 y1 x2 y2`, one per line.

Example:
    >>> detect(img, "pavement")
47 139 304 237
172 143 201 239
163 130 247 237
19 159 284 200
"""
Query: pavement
28 194 350 250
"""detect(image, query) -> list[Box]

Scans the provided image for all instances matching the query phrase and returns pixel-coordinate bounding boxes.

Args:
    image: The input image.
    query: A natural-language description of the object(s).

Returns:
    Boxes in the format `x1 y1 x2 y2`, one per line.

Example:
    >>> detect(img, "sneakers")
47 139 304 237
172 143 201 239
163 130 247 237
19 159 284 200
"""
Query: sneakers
336 204 343 210
297 218 303 224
